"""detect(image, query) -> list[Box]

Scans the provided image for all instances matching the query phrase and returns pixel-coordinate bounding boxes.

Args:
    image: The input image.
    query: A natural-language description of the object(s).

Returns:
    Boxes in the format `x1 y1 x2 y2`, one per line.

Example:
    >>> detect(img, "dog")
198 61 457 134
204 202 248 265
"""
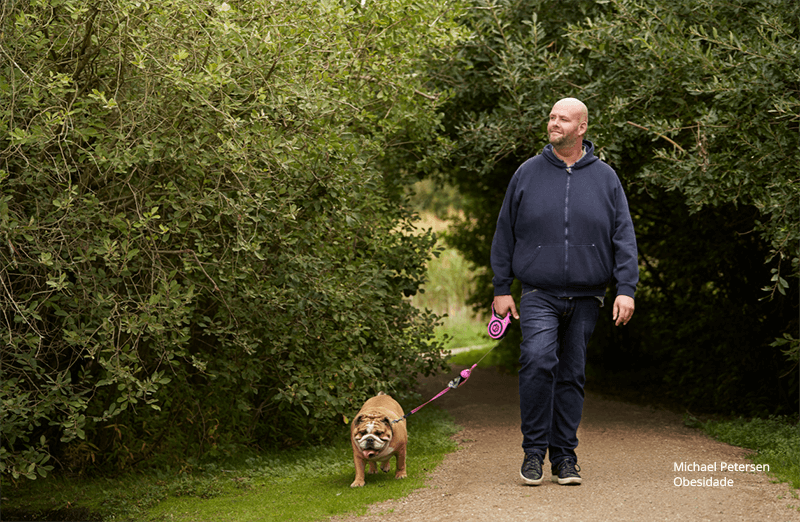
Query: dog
350 392 407 487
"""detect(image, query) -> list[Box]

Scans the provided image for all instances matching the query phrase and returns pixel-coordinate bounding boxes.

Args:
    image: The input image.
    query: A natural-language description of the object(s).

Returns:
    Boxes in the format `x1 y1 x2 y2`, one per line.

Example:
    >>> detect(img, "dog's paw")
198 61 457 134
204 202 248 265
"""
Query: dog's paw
381 462 391 473
395 471 407 480
350 480 365 488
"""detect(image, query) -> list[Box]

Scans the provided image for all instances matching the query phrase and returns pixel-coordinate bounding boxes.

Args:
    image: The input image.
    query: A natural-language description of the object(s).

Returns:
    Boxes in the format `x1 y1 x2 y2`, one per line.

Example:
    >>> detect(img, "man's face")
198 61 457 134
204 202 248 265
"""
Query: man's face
548 101 587 149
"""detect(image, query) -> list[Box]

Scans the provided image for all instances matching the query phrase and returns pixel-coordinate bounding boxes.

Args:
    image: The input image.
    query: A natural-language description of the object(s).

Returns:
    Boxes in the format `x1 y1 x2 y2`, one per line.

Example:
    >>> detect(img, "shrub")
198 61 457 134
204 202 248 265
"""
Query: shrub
0 0 462 479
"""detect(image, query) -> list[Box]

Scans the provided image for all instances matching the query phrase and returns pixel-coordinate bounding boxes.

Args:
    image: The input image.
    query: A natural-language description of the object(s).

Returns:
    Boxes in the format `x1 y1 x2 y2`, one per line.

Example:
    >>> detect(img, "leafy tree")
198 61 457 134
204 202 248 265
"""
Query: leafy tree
434 0 798 413
569 0 799 297
0 0 462 479
566 0 799 412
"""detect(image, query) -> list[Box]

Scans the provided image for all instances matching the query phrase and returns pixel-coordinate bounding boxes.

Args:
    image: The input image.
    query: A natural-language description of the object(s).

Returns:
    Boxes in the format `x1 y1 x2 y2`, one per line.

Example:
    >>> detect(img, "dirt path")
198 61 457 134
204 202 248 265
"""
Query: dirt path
335 365 799 522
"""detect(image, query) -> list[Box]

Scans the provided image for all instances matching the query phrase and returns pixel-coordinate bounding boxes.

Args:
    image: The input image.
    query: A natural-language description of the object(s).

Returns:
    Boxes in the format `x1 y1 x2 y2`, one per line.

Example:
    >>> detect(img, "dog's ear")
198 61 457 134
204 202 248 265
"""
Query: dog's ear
353 414 364 427
381 416 394 433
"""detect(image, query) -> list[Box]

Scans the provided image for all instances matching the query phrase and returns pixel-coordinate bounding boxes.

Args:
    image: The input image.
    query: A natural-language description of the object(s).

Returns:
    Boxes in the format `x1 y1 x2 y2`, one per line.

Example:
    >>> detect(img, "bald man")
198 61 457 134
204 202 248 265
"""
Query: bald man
490 98 639 486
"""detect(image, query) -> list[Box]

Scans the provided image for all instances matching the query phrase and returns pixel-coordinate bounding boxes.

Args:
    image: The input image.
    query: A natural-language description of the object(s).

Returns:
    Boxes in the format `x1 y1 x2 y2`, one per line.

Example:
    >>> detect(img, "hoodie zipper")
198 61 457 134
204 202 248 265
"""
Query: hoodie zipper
564 166 571 293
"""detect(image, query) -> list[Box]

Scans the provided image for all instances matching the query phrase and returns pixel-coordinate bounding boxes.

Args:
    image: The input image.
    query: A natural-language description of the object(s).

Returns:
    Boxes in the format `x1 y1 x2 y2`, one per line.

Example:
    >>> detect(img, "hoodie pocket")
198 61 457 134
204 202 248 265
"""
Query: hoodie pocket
513 245 565 286
567 244 610 289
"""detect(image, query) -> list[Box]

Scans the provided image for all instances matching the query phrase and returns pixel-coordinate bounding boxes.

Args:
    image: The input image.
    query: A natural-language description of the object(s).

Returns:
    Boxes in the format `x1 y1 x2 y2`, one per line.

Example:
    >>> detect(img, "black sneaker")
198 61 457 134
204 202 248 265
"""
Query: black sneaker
520 453 543 485
551 459 582 485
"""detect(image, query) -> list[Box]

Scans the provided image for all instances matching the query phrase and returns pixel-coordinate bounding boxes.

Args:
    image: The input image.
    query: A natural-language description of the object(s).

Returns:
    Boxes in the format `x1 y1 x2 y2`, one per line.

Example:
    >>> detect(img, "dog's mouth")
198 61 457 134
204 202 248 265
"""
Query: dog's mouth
359 434 387 456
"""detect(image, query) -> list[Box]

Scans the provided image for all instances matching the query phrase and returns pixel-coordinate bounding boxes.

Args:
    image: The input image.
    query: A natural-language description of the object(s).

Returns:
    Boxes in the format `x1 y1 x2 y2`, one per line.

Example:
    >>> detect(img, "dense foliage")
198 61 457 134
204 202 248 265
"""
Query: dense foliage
0 0 461 479
570 0 799 414
3 0 797 483
434 0 798 414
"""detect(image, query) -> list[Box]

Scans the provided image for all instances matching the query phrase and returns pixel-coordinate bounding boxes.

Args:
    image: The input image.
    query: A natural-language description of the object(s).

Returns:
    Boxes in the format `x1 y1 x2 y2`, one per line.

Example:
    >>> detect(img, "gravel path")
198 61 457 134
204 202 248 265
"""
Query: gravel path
335 365 799 521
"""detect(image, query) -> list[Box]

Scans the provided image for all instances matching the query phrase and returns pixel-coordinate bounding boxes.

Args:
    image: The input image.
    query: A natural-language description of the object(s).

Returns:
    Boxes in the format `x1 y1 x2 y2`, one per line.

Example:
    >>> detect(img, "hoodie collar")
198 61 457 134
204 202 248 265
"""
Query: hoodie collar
543 139 599 169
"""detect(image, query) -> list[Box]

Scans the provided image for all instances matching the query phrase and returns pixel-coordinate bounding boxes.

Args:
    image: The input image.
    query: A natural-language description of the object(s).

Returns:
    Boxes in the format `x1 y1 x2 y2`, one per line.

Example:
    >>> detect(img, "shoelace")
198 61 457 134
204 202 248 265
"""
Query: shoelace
557 460 581 476
522 455 542 474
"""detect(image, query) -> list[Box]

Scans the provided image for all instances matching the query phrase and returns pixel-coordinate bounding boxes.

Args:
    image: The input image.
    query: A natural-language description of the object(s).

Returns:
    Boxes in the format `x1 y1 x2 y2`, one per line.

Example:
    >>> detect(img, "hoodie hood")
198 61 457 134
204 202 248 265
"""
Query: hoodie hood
543 139 600 169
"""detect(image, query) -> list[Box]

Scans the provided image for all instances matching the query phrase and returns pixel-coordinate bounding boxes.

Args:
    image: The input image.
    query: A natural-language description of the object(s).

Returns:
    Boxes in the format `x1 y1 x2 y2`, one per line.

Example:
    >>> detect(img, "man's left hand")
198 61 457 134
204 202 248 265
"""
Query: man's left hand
613 295 635 326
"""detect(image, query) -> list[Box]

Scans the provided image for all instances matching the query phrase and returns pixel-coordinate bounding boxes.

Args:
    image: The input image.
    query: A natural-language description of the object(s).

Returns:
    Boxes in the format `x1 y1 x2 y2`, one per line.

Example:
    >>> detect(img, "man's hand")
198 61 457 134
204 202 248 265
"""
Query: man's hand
613 295 635 326
493 295 519 320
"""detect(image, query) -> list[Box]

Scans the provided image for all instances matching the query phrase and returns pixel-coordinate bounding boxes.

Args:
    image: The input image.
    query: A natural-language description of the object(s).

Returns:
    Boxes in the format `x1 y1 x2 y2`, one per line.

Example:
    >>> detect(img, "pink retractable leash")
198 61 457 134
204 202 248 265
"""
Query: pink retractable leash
391 364 478 424
392 304 511 424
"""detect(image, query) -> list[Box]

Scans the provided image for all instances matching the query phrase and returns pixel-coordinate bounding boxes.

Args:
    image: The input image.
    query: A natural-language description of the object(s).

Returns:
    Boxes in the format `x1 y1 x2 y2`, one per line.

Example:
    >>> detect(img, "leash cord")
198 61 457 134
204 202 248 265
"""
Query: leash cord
391 343 498 424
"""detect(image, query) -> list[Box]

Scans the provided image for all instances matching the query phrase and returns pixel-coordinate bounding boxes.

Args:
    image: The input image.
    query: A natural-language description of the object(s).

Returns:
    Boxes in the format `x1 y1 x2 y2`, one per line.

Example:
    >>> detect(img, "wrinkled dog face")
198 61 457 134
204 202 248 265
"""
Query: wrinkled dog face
354 414 393 458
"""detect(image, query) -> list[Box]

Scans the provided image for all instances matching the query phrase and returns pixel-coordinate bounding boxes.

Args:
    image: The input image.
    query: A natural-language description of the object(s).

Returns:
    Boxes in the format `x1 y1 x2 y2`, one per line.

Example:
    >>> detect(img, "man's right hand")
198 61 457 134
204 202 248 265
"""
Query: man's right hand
493 295 519 320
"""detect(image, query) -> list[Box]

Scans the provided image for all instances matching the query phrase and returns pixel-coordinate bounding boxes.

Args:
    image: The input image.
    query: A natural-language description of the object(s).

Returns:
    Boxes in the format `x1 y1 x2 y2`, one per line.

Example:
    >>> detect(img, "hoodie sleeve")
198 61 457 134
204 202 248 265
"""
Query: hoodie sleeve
611 178 639 298
490 171 520 296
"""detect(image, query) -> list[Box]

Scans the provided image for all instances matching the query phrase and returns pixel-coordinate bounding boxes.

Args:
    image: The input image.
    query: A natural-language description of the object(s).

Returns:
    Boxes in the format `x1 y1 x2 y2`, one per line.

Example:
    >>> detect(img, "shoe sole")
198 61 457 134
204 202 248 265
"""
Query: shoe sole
520 471 543 486
552 475 582 485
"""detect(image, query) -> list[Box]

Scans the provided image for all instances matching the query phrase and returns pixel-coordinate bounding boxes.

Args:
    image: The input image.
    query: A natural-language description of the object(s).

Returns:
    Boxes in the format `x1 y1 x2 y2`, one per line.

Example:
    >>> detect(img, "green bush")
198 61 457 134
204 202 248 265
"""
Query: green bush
0 0 463 479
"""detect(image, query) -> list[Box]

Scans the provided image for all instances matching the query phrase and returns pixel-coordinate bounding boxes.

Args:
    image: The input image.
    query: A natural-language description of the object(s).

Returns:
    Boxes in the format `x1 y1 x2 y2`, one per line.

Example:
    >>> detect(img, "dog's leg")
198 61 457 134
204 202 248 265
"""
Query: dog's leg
394 451 407 480
380 459 391 473
368 461 378 474
351 456 367 487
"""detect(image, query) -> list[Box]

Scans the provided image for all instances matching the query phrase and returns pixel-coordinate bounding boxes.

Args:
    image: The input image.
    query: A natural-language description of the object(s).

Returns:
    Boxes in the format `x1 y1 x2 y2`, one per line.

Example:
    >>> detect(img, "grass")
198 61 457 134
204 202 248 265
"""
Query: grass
145 406 459 522
690 415 800 490
1 406 460 522
411 212 491 351
447 345 507 368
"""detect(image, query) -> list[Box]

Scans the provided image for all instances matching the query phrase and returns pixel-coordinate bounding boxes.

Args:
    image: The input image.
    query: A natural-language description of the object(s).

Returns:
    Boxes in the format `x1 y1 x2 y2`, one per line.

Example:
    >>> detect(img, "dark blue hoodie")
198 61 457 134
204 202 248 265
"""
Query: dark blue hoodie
491 140 639 299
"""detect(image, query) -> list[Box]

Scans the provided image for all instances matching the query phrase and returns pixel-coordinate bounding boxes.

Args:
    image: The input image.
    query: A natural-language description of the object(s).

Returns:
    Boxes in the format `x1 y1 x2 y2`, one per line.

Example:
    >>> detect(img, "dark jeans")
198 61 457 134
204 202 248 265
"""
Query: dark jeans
518 287 600 466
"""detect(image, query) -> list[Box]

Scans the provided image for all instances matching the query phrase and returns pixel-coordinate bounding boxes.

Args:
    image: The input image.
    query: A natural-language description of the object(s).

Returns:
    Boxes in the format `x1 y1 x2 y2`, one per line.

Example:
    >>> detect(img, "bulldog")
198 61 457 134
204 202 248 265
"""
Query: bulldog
350 392 407 488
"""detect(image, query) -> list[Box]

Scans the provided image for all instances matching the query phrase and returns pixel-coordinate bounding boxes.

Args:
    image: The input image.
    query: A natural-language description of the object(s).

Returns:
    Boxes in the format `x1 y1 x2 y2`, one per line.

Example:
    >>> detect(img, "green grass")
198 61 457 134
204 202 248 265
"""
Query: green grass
410 212 495 356
437 321 493 352
1 407 460 522
447 345 506 368
411 213 486 334
692 415 800 490
147 407 459 522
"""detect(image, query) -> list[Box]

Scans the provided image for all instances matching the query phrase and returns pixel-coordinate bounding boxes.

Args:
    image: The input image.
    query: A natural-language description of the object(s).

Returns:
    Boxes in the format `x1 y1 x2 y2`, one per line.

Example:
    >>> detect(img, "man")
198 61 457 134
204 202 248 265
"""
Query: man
490 98 638 486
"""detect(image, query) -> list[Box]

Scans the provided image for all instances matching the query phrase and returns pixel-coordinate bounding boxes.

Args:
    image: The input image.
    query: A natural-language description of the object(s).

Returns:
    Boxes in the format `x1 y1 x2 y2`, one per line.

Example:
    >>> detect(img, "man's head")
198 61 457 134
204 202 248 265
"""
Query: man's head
548 98 588 151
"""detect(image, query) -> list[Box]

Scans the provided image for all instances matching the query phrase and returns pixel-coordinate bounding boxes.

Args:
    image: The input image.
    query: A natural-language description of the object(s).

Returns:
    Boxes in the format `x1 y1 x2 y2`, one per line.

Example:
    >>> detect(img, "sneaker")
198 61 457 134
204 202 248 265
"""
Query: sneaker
551 459 582 485
520 453 543 485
